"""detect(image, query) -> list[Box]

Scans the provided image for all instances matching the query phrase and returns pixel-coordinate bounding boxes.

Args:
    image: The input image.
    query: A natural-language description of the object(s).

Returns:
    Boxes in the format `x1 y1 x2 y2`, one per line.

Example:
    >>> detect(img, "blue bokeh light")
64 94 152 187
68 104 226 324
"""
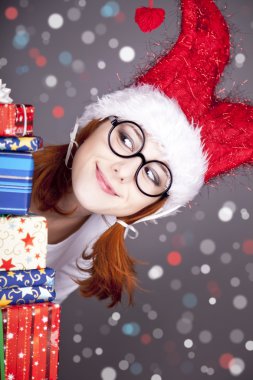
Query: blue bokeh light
101 1 120 18
13 30 30 49
122 322 141 336
58 51 73 66
16 65 30 75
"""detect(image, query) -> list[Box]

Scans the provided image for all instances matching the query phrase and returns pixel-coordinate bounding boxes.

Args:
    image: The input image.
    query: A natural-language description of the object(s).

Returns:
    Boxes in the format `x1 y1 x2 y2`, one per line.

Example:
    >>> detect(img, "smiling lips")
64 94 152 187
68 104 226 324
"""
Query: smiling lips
96 164 118 196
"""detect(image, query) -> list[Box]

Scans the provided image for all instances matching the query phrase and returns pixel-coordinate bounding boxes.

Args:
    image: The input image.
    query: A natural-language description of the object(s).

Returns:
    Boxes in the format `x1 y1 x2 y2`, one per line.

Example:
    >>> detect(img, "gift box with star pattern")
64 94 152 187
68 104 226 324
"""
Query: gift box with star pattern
0 267 56 306
0 215 47 271
0 136 43 152
0 302 61 380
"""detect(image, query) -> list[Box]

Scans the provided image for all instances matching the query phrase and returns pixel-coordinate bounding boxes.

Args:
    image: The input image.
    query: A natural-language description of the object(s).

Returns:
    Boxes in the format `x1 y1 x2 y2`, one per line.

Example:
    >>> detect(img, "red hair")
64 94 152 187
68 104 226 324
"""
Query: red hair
32 119 167 308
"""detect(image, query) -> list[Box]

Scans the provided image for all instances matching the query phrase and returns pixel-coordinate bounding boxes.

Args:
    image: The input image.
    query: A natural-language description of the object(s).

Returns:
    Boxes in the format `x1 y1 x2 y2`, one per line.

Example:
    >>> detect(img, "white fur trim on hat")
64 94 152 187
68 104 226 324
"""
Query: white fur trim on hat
78 84 209 223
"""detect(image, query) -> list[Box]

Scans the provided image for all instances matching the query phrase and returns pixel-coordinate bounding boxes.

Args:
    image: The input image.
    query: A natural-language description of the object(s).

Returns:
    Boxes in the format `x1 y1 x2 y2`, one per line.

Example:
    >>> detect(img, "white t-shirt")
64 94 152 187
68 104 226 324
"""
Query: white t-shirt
46 213 116 304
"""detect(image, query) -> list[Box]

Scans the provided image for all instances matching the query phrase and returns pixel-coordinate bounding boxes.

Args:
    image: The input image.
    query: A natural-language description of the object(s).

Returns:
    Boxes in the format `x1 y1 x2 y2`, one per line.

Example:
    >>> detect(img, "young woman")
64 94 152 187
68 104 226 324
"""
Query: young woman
30 0 253 307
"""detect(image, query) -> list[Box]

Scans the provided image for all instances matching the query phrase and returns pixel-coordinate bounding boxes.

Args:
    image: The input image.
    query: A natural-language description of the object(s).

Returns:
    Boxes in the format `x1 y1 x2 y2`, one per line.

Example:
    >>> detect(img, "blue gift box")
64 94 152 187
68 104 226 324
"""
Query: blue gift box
0 267 55 289
0 268 56 306
0 136 43 152
0 151 34 215
0 285 56 305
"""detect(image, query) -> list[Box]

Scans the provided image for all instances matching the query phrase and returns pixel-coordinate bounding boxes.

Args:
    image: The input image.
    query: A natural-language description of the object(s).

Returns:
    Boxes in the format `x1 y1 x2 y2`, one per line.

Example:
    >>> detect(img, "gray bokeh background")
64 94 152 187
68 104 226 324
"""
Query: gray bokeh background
0 0 253 379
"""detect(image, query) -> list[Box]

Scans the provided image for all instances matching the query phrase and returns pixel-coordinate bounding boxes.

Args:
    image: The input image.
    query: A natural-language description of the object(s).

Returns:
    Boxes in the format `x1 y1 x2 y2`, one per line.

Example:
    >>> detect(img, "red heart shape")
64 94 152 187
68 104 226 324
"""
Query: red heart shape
135 7 165 33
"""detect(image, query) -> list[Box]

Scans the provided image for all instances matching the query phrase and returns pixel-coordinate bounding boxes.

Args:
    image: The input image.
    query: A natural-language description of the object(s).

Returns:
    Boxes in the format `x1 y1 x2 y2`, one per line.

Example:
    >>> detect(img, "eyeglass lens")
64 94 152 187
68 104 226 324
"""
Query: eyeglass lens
109 122 172 196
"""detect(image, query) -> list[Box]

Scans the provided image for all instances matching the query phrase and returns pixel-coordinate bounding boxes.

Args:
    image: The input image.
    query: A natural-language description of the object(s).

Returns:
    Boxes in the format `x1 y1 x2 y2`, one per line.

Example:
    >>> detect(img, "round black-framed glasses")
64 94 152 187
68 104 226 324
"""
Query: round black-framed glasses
107 116 173 198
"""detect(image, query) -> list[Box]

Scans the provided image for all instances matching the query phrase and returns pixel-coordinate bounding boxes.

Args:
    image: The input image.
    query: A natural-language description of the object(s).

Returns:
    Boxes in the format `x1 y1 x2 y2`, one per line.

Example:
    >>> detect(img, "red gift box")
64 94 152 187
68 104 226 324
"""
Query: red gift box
0 103 34 136
0 302 60 380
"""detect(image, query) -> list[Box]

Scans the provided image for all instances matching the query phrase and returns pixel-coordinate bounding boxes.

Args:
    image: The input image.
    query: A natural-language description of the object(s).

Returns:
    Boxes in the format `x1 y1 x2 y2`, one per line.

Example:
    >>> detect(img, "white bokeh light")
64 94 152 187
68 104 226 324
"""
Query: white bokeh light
109 38 119 48
101 367 117 380
218 206 233 222
200 264 211 274
228 357 245 376
119 46 135 62
148 265 164 280
97 60 106 69
48 13 64 29
45 75 58 88
209 297 216 305
184 339 193 348
245 341 253 351
81 30 95 44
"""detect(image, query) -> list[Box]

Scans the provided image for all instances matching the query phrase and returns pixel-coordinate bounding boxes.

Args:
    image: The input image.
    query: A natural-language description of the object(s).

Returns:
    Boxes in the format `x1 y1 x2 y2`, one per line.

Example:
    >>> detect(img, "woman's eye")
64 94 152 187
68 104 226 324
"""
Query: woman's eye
144 167 160 186
119 132 134 151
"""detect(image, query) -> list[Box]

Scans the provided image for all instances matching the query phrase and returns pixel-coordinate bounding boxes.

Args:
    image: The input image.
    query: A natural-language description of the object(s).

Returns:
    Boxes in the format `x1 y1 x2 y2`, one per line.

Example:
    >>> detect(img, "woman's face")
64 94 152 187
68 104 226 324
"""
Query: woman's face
71 118 166 217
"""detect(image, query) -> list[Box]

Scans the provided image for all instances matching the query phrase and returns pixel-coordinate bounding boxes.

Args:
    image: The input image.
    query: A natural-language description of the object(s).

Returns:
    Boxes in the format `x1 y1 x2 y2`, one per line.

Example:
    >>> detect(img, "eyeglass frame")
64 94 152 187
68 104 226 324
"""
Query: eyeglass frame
107 116 173 198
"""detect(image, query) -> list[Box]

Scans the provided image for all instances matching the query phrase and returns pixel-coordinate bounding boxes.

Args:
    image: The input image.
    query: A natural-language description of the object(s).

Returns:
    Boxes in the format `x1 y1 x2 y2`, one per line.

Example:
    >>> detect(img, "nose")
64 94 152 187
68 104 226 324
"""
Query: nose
112 156 142 182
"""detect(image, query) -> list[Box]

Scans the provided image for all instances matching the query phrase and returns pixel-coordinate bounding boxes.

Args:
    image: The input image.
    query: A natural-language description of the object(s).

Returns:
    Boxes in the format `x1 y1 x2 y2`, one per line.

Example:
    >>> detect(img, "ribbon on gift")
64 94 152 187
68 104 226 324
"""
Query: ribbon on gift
20 104 27 136
0 80 28 136
0 267 55 289
0 79 12 104
0 309 5 380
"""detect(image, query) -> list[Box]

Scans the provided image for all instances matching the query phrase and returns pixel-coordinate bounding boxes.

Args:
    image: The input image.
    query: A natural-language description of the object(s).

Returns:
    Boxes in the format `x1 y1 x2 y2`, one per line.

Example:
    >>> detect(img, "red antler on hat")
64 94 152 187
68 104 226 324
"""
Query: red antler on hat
136 0 253 184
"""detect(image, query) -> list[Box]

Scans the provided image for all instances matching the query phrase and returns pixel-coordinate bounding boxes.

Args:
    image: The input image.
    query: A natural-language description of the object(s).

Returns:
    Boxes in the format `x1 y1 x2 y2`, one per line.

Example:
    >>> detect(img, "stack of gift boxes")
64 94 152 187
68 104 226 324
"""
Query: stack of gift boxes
0 80 60 380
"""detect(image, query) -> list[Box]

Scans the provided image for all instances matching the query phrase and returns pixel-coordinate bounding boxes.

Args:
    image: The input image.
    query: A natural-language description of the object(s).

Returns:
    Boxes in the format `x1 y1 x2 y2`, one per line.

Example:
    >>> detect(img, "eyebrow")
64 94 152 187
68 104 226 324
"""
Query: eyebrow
158 162 170 177
131 124 143 142
127 122 171 175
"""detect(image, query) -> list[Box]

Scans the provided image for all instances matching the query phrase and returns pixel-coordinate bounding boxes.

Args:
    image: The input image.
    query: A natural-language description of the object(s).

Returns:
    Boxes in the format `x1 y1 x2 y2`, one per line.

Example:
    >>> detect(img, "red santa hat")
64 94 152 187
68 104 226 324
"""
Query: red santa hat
78 0 253 224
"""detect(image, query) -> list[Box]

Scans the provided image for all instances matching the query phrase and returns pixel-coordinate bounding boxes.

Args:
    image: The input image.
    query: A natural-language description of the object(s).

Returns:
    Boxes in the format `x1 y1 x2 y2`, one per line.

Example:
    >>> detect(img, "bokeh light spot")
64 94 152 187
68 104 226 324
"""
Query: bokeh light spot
108 38 119 48
242 240 253 255
82 347 93 358
182 293 198 309
35 56 47 67
229 329 244 344
48 13 64 29
45 75 58 88
119 46 135 62
167 251 182 266
118 360 129 370
148 265 164 280
59 51 73 65
101 367 117 380
199 330 212 344
72 59 85 73
13 30 30 49
219 353 234 369
122 322 140 336
245 341 253 351
170 278 182 290
228 357 245 376
140 333 152 345
130 362 143 375
101 2 120 17
207 280 221 297
29 48 40 59
52 106 64 118
5 7 18 20
81 30 95 44
218 206 233 222
200 239 216 255
95 347 103 355
233 294 248 310
67 7 81 21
